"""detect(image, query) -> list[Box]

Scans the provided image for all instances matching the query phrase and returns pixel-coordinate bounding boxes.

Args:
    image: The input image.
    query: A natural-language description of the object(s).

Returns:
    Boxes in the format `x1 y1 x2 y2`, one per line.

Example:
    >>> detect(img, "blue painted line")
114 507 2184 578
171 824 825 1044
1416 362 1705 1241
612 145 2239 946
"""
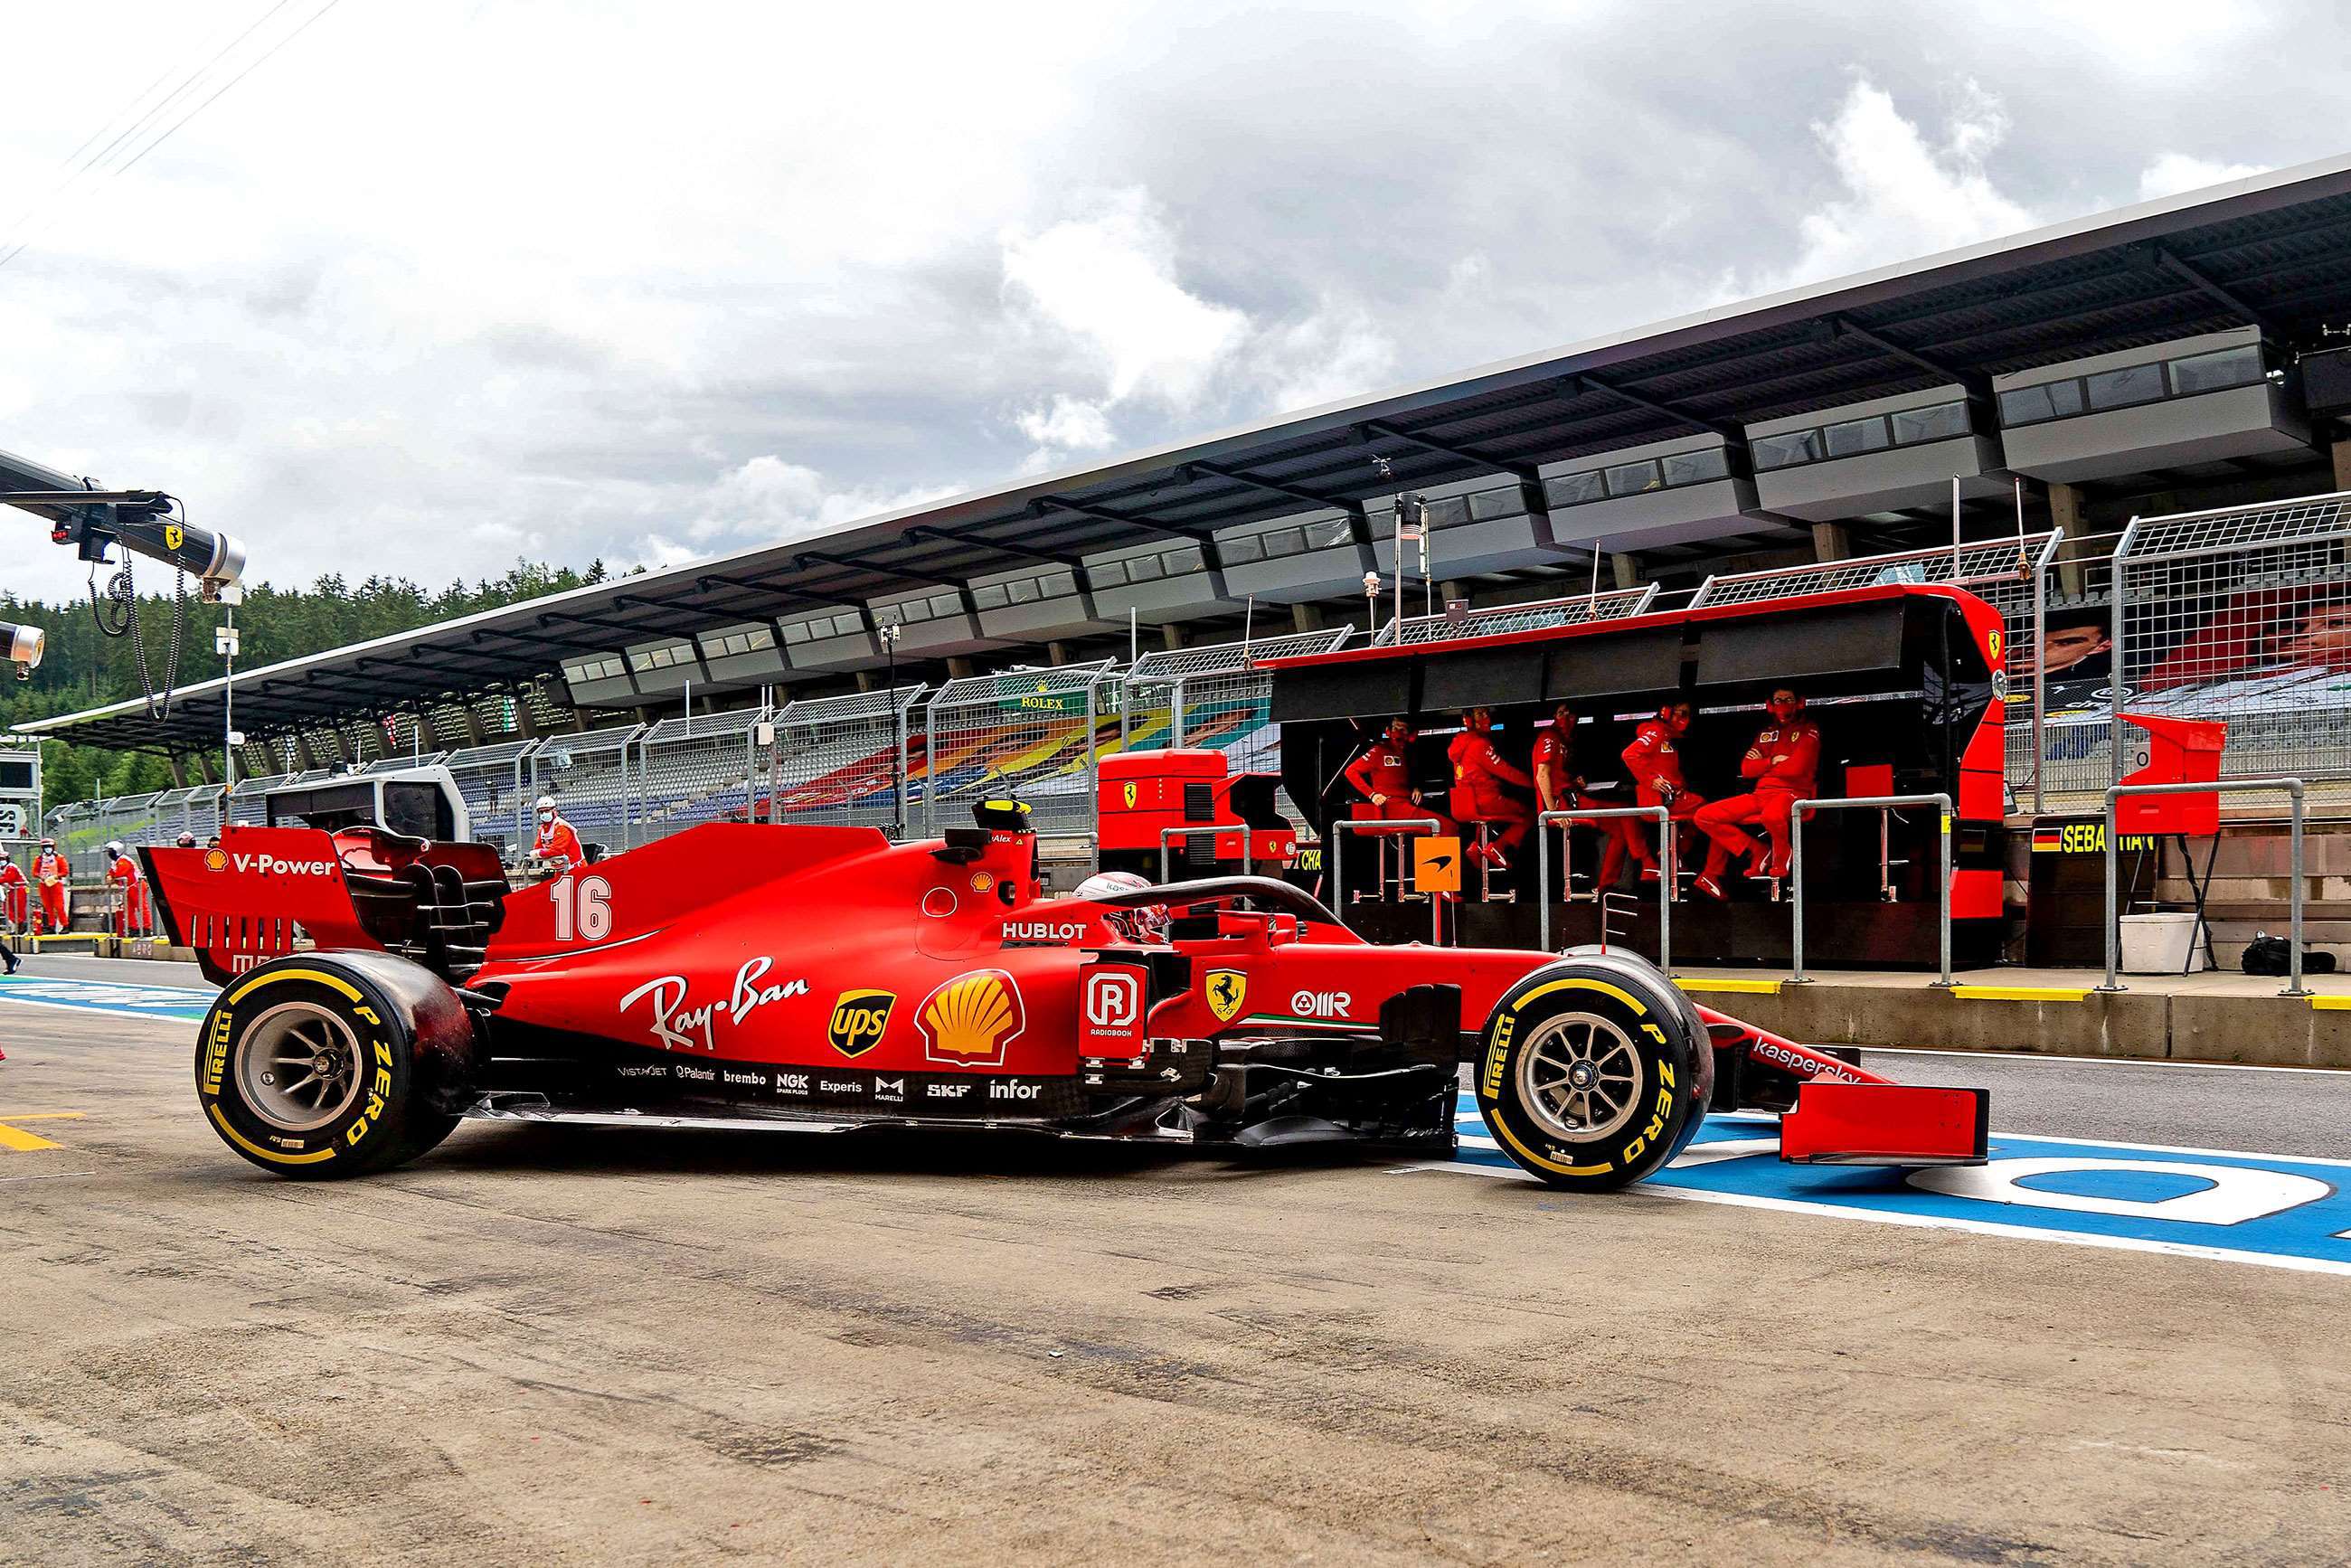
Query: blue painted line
1445 1092 2351 1276
0 974 216 1023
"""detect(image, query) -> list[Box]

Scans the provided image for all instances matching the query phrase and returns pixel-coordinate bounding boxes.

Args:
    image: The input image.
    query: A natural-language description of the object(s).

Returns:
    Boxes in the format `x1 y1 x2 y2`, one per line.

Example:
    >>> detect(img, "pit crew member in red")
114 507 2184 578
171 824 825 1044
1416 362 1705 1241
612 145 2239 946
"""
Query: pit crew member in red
1345 717 1459 831
31 837 70 935
1693 686 1820 900
104 840 152 936
1533 703 1638 888
532 795 585 878
1447 706 1535 867
0 848 25 931
1622 701 1704 883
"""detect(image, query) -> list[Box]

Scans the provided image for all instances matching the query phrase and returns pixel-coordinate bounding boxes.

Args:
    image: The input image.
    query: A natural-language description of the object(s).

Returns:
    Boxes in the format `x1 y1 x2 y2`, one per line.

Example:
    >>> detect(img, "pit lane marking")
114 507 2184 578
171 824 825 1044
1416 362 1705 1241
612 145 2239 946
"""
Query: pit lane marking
0 975 216 1022
1437 1098 2351 1278
0 1112 85 1152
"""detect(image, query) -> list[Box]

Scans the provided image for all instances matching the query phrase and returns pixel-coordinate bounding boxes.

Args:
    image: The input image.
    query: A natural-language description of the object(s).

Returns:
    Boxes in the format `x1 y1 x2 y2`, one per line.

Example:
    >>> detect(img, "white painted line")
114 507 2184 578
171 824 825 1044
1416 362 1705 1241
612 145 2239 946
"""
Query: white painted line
1866 1045 2351 1077
1410 1162 2351 1278
0 995 208 1023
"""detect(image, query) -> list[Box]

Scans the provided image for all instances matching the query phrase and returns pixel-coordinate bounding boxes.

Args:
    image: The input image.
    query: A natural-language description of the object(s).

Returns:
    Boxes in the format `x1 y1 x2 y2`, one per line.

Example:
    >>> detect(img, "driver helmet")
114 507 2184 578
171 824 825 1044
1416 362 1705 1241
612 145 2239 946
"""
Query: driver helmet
175 832 197 848
1074 869 1169 943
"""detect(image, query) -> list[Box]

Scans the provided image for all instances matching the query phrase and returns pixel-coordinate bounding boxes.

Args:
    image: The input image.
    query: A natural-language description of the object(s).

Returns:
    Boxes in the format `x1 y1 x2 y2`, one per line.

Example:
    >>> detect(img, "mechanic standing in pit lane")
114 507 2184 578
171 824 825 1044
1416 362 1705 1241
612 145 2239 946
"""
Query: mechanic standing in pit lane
104 840 152 937
532 795 585 879
0 847 25 932
31 836 70 936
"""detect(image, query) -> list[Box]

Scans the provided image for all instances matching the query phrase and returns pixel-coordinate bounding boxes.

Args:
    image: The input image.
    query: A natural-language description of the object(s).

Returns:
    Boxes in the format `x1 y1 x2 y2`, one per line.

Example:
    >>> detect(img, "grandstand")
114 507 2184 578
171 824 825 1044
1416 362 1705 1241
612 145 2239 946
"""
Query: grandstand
22 154 2351 924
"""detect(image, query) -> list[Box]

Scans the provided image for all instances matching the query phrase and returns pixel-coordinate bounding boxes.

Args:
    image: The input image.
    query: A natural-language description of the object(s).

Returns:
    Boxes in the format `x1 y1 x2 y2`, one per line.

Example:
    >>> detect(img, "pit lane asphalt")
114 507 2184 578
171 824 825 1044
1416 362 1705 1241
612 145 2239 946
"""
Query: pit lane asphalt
2 963 2346 1564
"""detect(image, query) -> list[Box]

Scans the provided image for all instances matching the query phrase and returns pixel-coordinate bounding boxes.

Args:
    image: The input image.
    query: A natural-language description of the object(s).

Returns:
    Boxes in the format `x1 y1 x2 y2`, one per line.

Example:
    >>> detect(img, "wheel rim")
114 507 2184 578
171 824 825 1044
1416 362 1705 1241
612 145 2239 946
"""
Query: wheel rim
1515 1011 1642 1143
235 1001 365 1134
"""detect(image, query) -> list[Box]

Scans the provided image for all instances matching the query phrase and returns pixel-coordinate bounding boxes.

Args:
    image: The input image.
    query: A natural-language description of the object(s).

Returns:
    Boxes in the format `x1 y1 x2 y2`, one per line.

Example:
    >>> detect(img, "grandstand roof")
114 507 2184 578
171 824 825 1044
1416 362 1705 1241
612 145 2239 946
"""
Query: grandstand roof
21 151 2351 755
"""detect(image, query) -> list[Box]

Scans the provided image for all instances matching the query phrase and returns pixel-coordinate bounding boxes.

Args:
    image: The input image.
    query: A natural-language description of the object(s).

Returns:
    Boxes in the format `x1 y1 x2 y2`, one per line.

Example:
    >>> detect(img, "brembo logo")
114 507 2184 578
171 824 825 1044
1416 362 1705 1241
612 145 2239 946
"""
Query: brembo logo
230 853 336 877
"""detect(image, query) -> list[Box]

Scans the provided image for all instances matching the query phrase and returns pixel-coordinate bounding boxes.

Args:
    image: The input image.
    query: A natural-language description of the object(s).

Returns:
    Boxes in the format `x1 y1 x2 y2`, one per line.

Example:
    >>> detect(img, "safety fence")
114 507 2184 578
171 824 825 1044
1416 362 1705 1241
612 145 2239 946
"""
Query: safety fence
47 505 2351 880
2109 492 2351 789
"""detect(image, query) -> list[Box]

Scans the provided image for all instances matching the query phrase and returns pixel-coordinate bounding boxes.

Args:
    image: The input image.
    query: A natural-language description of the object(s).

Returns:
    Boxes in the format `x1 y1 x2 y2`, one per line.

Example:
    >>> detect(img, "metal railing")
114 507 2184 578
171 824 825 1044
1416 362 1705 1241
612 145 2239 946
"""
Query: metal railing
1537 807 1672 970
1789 793 1952 986
1158 823 1260 882
1325 816 1447 944
2101 778 2305 996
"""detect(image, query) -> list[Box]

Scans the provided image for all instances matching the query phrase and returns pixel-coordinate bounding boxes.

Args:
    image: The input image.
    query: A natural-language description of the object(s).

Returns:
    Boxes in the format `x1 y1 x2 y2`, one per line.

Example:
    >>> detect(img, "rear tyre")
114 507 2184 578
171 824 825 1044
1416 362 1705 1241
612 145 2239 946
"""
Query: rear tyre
195 952 475 1180
1474 954 1709 1191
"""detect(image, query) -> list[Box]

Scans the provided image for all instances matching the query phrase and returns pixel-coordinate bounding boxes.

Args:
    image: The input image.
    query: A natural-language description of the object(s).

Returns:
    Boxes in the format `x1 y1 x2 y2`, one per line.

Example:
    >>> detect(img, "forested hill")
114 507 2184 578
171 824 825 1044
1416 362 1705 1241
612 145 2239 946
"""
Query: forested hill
3 560 612 812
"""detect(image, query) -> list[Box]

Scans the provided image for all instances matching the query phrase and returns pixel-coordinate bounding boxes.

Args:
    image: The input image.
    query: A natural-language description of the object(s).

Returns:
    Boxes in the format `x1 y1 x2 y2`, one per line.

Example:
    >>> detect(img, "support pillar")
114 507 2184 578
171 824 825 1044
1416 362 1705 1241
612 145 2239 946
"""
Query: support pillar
946 656 975 680
294 732 322 772
1809 522 1851 562
1158 622 1186 651
1610 553 1643 591
2049 482 2089 597
2332 436 2351 496
1045 641 1071 666
166 755 187 789
194 751 218 786
1290 602 1326 634
854 670 880 693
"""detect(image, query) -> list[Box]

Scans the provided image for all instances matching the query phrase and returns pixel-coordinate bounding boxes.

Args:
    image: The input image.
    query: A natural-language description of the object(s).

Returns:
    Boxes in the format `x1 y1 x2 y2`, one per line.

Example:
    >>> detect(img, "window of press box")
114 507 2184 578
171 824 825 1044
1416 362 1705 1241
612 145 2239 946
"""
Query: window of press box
1605 459 1662 497
1750 429 1823 470
1216 534 1264 563
2168 343 2265 396
1891 401 1970 444
2084 362 2167 412
1544 469 1606 507
970 582 1009 609
1659 448 1730 486
1824 416 1890 458
1997 379 2084 426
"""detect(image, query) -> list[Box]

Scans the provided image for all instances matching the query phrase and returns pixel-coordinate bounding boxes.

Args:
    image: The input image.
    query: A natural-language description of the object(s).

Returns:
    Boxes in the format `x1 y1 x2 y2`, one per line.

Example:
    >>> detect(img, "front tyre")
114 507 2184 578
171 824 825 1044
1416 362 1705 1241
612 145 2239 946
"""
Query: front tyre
1474 956 1708 1192
195 952 475 1180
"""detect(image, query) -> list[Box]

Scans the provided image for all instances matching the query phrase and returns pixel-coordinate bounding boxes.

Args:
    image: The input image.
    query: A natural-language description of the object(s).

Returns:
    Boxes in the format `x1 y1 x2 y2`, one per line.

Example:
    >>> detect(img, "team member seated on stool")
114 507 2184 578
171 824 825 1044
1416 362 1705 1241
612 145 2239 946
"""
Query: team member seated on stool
1342 717 1459 829
1622 701 1704 888
1532 702 1638 890
1692 686 1820 902
1448 706 1535 870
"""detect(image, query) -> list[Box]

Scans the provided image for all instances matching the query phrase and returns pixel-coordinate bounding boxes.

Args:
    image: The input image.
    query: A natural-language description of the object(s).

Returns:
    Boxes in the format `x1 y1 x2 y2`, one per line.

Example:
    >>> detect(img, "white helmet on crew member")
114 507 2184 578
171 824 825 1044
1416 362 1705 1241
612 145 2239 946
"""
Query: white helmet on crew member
106 840 124 857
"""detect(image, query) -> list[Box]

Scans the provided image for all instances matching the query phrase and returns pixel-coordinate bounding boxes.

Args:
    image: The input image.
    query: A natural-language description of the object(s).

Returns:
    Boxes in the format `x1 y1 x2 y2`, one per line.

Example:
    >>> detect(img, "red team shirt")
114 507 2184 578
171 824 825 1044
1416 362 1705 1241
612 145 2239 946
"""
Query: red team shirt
1343 740 1414 802
1742 720 1821 796
534 817 585 874
1447 731 1533 818
1621 720 1686 798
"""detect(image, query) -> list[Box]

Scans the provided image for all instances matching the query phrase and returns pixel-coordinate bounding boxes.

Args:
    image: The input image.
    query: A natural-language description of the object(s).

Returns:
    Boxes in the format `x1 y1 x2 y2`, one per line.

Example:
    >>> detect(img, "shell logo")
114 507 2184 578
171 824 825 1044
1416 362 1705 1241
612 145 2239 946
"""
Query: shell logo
203 848 230 873
969 870 995 893
918 968 1026 1067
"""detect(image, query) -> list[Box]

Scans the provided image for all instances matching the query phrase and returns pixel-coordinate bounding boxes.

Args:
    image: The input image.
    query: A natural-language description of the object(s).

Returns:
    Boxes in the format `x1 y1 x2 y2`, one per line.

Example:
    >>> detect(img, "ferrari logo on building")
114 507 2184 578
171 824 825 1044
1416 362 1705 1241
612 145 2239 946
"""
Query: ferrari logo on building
1204 968 1248 1024
826 988 896 1057
919 969 1026 1067
1121 780 1138 809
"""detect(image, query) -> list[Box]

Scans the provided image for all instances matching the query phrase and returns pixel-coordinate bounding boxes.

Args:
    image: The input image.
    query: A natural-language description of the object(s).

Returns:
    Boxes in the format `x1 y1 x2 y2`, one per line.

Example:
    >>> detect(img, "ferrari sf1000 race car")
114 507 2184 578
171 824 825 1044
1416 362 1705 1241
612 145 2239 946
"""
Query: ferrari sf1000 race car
137 803 1987 1187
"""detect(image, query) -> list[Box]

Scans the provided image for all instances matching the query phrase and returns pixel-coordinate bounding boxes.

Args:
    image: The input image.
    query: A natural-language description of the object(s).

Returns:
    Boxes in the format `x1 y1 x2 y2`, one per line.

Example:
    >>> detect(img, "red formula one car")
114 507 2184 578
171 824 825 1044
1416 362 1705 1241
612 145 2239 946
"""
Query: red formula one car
141 803 1987 1186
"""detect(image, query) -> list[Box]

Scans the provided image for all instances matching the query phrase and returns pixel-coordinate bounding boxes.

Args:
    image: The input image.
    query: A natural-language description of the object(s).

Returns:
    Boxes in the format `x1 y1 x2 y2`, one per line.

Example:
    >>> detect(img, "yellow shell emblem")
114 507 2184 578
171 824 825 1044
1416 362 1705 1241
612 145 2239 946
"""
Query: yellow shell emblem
918 969 1026 1066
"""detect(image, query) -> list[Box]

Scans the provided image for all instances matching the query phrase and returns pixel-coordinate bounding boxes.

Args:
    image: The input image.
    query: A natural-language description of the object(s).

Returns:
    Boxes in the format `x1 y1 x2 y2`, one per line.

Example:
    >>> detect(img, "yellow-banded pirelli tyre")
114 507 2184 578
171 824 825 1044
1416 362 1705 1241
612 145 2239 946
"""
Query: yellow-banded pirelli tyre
195 951 477 1180
1474 953 1713 1192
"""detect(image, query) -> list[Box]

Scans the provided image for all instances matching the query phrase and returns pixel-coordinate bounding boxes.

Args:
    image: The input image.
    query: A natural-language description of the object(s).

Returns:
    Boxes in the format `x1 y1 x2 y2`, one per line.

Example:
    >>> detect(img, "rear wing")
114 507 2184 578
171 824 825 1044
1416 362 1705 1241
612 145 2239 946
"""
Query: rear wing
145 827 507 984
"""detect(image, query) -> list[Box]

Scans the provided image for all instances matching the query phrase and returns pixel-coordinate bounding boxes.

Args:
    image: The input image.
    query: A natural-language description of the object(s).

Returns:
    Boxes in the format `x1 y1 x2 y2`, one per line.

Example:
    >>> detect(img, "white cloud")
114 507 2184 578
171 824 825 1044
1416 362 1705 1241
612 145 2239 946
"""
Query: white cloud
682 455 963 549
1013 394 1118 472
1001 188 1251 412
2139 153 2271 203
1761 76 2038 292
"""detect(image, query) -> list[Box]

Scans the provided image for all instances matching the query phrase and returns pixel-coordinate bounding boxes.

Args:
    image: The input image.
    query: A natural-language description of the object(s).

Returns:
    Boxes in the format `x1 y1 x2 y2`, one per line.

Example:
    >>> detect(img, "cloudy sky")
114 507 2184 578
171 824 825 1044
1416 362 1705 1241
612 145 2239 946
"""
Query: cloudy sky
0 0 2338 604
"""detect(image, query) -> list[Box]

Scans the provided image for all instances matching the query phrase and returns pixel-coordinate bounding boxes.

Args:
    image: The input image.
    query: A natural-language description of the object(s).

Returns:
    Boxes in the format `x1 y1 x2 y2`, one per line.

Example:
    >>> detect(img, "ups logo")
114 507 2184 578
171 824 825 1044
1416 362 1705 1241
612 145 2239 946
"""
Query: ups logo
826 989 896 1057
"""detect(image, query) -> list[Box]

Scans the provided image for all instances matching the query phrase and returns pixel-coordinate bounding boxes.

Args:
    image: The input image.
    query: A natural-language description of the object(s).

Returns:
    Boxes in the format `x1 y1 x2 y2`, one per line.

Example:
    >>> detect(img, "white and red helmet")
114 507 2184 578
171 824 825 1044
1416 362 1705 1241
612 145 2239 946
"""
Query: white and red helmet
1074 869 1169 943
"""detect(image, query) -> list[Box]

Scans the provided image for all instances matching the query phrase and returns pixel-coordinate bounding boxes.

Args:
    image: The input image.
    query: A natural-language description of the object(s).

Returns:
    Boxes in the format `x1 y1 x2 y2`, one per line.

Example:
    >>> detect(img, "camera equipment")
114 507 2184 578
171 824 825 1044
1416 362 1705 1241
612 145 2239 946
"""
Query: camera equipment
2 620 41 681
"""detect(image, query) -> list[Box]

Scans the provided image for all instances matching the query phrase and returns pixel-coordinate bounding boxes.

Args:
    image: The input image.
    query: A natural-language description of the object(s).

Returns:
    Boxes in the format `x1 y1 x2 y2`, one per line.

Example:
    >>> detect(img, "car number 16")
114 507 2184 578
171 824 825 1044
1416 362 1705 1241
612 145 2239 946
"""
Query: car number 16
551 874 613 942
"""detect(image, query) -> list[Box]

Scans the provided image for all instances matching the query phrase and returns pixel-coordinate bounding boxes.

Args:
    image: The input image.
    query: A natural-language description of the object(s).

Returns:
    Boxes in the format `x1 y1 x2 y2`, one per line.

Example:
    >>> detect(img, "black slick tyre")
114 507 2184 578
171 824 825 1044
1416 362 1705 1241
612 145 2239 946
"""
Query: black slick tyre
194 951 476 1180
1473 954 1710 1192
